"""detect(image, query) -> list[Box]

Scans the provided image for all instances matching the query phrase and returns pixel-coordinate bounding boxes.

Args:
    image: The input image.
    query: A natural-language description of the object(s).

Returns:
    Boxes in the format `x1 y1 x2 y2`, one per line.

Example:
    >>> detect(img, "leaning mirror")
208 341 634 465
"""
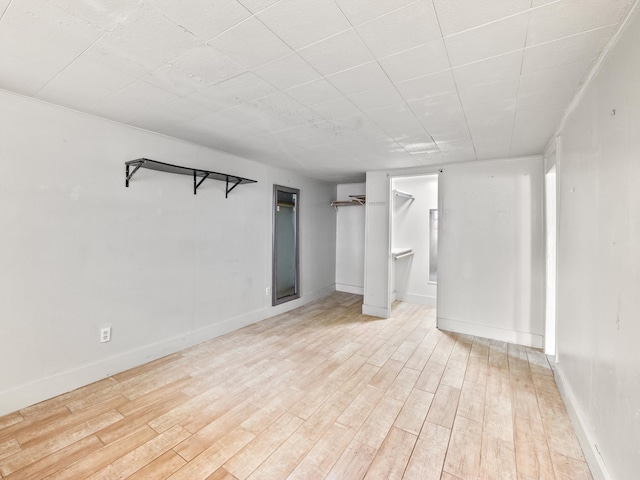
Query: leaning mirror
272 185 300 305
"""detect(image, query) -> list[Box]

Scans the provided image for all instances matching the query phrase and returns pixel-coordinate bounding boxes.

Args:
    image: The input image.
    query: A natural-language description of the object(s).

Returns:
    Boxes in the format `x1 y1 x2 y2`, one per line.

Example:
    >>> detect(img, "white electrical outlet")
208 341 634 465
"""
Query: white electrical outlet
100 327 111 343
266 287 271 296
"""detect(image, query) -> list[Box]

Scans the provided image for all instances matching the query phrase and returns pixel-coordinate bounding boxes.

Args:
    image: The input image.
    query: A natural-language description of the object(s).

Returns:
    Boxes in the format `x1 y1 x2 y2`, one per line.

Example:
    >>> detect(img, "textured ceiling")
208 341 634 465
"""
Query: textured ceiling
0 0 632 182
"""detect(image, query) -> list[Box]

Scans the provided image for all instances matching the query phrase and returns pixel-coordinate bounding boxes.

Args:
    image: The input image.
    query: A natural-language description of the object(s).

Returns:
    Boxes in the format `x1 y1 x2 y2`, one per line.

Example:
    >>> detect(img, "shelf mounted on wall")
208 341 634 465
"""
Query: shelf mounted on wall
330 194 366 210
125 158 257 198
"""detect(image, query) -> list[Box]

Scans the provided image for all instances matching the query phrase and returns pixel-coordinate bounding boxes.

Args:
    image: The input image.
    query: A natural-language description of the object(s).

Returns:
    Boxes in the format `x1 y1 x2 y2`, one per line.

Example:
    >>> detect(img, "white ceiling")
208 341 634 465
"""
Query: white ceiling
0 0 632 182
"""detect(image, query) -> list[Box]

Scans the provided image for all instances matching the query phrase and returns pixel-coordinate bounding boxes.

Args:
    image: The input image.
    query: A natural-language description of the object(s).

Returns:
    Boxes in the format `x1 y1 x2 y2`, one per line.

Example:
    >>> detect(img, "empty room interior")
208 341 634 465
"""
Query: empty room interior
1 0 639 478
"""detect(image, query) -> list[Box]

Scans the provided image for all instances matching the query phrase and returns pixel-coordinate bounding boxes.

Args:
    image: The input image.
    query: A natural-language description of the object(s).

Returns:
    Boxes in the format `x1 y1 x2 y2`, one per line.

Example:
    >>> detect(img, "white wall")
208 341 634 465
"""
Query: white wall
437 157 545 347
0 91 336 416
362 171 391 317
335 182 365 295
554 5 640 479
391 175 438 306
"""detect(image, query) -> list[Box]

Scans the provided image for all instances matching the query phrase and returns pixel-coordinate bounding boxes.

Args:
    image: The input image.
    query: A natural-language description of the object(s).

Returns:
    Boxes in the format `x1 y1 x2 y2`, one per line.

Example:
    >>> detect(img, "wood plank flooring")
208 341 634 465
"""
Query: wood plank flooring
0 293 592 479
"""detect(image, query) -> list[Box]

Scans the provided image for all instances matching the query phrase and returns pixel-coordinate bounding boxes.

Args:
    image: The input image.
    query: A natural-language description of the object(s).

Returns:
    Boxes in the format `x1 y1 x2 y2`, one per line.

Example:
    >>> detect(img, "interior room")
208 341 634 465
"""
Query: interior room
0 0 639 478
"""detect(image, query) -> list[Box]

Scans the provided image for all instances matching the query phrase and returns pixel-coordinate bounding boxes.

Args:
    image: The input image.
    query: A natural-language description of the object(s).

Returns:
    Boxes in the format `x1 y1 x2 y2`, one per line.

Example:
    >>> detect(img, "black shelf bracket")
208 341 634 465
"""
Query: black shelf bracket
225 176 242 198
125 161 143 187
124 158 257 198
194 171 209 195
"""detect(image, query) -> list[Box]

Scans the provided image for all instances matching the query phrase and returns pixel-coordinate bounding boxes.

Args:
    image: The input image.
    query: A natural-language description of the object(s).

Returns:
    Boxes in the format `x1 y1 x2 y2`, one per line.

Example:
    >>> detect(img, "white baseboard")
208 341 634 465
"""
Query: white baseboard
552 363 612 480
335 283 364 295
437 316 543 348
362 303 390 318
0 284 336 417
396 293 437 306
390 292 397 303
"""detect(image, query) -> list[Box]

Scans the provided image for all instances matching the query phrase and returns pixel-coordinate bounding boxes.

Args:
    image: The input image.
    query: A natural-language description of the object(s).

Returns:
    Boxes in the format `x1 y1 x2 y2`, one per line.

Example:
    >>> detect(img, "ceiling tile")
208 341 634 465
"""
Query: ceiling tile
522 26 614 74
365 105 428 139
285 78 344 106
458 78 519 106
109 8 200 63
257 0 351 50
47 0 143 31
517 89 575 110
151 0 251 41
0 0 103 76
518 59 592 97
253 54 321 90
249 92 321 128
348 85 406 112
84 97 148 124
216 72 278 103
35 76 114 111
0 51 58 95
297 29 373 76
169 45 247 87
106 80 181 107
218 103 273 125
185 84 245 112
160 98 212 121
333 0 415 26
510 106 562 156
444 12 529 67
395 70 457 103
237 0 280 14
308 97 362 121
433 0 531 36
325 61 392 96
452 51 523 88
208 17 292 68
379 40 450 83
355 1 441 58
527 0 631 46
142 65 210 98
474 136 513 159
82 33 163 79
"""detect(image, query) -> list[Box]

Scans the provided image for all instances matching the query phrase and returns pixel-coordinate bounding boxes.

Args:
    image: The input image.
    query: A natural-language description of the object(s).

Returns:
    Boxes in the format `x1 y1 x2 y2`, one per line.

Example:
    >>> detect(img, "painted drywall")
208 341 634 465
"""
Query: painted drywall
391 175 438 306
554 5 640 478
0 90 336 416
438 157 545 347
362 171 391 317
335 182 365 294
544 157 557 357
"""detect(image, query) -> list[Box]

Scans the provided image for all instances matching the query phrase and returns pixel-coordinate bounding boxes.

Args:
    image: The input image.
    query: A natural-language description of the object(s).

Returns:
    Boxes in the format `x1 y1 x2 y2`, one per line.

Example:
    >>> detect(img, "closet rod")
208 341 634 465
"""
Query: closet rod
394 190 414 199
393 249 414 260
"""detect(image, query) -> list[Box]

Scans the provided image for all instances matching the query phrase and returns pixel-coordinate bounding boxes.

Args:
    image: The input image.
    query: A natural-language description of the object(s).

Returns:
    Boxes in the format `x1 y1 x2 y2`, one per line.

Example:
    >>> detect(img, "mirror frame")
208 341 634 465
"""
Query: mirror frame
272 185 300 306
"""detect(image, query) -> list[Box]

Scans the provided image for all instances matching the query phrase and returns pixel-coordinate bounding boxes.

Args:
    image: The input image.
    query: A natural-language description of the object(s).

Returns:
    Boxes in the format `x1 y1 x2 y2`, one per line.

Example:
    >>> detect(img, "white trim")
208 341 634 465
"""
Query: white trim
335 283 364 295
552 363 613 480
0 284 336 417
543 0 640 155
437 316 543 348
396 293 437 306
362 303 390 318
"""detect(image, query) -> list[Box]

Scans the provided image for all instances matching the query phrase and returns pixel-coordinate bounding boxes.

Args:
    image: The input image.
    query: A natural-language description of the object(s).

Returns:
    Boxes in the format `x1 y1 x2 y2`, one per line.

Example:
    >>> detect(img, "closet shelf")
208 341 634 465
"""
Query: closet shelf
125 158 257 198
331 195 366 210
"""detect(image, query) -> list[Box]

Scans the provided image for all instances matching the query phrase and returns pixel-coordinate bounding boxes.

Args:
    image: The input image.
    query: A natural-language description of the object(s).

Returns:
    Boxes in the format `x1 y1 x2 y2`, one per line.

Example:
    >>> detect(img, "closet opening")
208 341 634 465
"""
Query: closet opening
390 174 439 309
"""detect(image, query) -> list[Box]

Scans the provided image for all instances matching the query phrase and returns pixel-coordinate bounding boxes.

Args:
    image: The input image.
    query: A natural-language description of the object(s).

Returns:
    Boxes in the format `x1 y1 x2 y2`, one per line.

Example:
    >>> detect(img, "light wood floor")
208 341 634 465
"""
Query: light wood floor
0 293 592 480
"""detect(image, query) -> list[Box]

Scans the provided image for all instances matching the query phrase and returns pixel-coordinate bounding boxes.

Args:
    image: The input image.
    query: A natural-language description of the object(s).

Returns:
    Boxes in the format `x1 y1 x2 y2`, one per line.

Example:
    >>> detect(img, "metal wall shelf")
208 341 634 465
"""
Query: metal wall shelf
331 195 366 210
125 158 257 198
